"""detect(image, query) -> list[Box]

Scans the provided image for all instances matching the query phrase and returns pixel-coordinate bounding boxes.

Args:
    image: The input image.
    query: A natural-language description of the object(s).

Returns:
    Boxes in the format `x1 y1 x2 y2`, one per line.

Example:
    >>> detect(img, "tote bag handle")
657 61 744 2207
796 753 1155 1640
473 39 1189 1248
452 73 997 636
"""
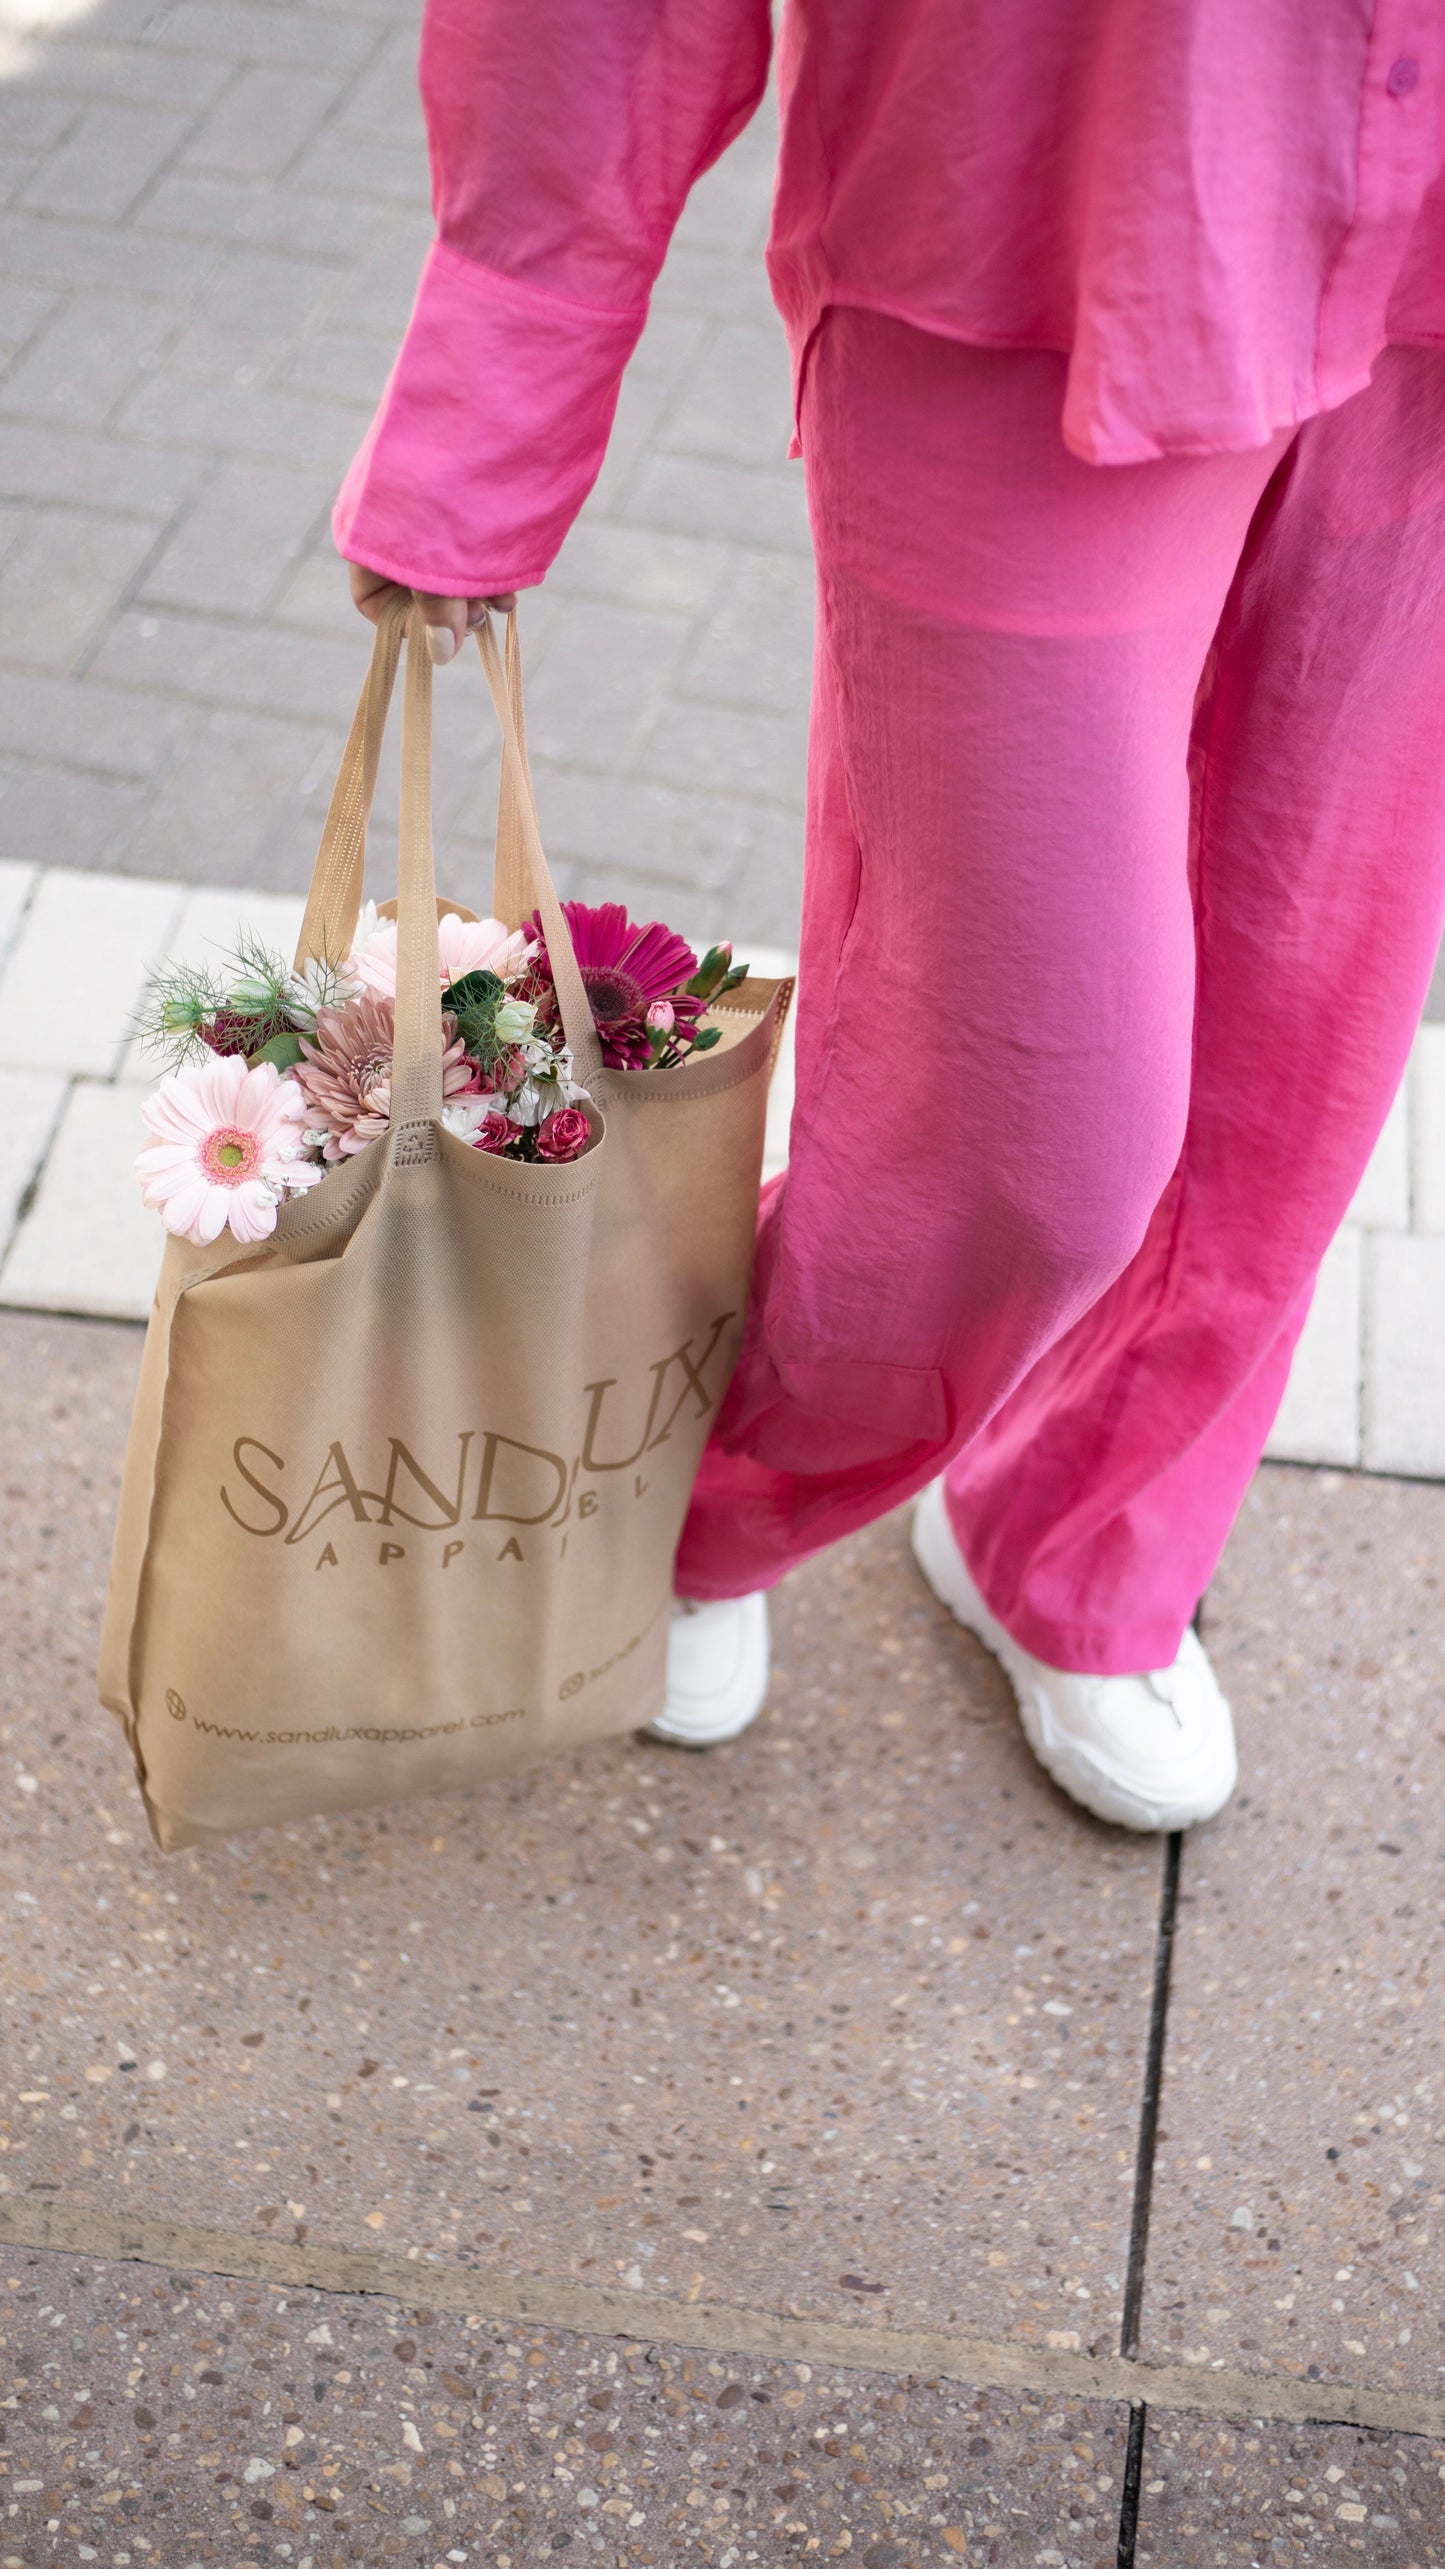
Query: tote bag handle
292 589 408 974
296 600 539 970
490 609 536 932
296 601 604 1126
473 610 601 1086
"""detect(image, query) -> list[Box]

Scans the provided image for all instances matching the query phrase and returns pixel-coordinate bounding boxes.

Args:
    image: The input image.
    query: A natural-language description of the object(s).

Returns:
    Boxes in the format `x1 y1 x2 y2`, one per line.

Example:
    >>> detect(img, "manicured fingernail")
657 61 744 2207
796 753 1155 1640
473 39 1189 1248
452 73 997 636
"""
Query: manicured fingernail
426 626 458 665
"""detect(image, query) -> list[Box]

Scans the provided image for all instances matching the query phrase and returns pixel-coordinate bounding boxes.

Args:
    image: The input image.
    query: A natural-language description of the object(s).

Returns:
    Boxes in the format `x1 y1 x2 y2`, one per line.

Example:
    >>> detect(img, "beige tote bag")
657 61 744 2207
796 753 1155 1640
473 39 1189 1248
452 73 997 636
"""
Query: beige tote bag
100 600 791 1851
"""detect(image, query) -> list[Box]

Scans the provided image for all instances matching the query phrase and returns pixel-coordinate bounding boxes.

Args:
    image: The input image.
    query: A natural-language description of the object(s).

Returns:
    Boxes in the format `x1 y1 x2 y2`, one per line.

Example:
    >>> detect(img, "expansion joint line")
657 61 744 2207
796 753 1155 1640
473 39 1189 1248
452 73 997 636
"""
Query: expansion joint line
1114 1829 1183 2568
3 2194 1441 2443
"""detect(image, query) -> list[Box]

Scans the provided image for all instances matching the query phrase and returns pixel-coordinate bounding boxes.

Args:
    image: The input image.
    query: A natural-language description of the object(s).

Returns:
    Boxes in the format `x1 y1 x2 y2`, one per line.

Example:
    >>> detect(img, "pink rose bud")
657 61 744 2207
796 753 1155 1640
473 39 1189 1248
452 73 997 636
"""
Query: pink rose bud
646 1000 675 1034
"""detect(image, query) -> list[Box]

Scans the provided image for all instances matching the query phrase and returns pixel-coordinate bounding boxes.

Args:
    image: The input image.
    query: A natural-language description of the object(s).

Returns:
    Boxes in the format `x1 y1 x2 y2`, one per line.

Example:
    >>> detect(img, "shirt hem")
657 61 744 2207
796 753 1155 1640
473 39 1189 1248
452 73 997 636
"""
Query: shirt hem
775 278 1422 464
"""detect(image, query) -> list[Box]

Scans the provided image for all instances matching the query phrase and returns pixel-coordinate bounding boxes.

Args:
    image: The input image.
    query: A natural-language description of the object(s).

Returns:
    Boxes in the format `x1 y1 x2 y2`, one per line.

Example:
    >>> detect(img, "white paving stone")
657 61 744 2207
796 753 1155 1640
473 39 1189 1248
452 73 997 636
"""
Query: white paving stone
0 866 184 1078
1362 1231 1445 1477
0 1068 68 1257
1345 1071 1410 1229
1412 1022 1445 1234
119 883 309 1082
0 1078 162 1324
1265 1227 1362 1468
0 861 36 968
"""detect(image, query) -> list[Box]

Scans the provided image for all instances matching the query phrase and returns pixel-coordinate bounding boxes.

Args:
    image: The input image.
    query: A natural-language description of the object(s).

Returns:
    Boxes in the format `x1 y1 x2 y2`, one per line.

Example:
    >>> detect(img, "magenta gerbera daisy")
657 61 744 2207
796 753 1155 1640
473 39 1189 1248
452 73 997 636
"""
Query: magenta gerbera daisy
525 902 702 1068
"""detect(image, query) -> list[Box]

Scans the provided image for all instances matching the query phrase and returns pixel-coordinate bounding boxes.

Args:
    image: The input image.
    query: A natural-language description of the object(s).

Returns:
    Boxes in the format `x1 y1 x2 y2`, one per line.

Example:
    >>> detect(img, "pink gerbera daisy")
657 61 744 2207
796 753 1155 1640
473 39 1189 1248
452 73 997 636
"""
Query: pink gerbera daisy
293 994 475 1161
349 905 531 1001
137 1055 320 1246
525 902 701 1068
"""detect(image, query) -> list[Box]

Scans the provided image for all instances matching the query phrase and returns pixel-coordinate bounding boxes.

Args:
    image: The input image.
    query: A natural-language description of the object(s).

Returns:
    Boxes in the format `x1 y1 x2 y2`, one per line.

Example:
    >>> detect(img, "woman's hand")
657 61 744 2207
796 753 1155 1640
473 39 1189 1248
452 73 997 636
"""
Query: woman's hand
348 562 519 663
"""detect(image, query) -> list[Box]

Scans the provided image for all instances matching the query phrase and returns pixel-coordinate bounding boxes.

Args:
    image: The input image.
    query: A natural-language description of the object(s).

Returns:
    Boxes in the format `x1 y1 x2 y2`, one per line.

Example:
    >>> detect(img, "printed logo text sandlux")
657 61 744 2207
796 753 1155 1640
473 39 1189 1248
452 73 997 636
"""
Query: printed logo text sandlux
216 1317 737 1573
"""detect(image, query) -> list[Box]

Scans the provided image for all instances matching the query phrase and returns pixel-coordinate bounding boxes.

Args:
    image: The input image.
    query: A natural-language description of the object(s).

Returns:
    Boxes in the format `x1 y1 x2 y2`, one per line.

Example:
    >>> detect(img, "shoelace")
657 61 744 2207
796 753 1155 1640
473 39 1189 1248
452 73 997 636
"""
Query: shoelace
1143 1664 1188 1725
1070 1665 1188 1726
1064 1667 1185 1730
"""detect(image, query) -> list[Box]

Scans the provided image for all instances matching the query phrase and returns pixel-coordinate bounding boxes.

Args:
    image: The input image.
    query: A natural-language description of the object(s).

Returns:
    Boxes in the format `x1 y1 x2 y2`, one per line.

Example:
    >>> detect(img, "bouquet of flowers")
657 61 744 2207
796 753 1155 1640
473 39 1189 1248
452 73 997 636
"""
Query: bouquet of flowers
133 899 749 1247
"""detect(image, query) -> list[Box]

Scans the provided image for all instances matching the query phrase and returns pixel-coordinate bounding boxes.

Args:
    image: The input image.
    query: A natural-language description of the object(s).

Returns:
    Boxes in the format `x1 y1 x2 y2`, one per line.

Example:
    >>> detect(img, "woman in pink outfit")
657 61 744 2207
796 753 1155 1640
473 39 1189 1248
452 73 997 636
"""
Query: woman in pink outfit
343 0 1445 1832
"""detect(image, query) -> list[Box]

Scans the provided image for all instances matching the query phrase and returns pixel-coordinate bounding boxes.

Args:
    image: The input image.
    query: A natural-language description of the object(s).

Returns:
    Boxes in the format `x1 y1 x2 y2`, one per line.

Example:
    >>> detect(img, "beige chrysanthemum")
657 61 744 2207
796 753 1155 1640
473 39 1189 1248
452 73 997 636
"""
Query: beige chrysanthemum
294 995 474 1161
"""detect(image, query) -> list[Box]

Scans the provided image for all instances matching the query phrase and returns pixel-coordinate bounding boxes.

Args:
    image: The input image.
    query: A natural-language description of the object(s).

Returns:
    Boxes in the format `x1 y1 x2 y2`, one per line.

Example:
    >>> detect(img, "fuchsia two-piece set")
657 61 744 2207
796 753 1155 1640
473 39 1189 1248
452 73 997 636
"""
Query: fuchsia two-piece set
337 0 1445 1672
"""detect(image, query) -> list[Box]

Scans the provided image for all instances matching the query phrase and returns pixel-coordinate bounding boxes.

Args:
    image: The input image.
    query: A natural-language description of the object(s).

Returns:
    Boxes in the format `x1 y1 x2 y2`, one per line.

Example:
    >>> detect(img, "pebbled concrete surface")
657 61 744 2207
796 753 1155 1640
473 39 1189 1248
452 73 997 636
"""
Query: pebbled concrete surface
1142 1466 1445 2395
0 1309 1160 2355
1133 2407 1445 2564
0 2244 1128 2567
8 1328 1445 2553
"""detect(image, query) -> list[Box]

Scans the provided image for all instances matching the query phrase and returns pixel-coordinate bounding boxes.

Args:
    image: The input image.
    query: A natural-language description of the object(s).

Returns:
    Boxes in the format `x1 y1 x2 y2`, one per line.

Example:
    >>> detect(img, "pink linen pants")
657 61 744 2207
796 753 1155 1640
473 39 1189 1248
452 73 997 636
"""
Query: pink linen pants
675 311 1445 1671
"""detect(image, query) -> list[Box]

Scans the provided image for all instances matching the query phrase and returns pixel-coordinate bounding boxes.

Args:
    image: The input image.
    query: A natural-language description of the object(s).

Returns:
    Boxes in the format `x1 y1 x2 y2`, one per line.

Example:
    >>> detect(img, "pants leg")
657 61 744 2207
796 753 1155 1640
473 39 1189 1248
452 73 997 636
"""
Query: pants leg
676 310 1285 1599
944 345 1445 1672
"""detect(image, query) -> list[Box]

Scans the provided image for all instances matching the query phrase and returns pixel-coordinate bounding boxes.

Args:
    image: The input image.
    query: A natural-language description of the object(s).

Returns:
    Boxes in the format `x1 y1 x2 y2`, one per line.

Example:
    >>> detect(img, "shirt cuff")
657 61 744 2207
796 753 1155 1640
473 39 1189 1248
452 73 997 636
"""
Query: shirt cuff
332 239 647 595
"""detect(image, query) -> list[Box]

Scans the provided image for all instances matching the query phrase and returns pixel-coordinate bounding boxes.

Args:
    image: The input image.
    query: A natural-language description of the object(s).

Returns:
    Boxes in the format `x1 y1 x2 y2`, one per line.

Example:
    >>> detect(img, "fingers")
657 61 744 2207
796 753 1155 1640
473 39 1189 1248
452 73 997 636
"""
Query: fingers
348 561 396 626
417 592 522 662
408 591 465 663
346 563 523 652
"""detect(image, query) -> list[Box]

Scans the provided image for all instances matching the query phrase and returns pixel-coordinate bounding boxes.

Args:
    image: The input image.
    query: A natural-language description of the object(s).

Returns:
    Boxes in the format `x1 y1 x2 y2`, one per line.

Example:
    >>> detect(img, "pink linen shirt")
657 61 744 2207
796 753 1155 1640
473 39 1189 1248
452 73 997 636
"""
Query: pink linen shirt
334 0 1445 597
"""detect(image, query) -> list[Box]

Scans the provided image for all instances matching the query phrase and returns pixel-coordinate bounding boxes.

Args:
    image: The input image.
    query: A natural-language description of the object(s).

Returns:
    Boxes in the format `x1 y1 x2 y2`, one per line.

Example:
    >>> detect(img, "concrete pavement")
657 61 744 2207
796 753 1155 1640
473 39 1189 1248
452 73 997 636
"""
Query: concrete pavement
4 1310 1445 2564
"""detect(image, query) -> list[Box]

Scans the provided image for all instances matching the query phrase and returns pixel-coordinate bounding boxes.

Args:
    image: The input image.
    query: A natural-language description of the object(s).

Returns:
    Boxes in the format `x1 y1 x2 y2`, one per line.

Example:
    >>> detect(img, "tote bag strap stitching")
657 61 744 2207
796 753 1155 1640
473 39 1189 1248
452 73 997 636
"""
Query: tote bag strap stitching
296 602 602 1111
766 978 796 1079
389 609 445 1131
293 592 409 973
474 613 604 1088
491 610 535 930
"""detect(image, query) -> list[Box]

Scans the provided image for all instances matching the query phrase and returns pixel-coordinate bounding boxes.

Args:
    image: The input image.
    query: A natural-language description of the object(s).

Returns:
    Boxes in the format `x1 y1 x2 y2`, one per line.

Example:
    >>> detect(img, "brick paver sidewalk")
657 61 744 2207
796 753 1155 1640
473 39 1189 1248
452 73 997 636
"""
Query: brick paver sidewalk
3 7 1445 2568
0 0 805 941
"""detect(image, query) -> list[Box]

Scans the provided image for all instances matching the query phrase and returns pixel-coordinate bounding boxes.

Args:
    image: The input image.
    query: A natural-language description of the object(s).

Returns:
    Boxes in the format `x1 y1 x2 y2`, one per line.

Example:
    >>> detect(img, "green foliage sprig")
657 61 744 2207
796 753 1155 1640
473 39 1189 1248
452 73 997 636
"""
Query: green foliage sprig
132 958 228 1072
134 930 354 1072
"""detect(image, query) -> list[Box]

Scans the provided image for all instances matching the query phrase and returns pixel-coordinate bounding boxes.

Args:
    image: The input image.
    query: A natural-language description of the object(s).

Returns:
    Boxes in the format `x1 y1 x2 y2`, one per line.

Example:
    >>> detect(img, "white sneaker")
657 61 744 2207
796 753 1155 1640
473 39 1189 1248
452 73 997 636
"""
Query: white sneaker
649 1593 770 1747
911 1478 1237 1832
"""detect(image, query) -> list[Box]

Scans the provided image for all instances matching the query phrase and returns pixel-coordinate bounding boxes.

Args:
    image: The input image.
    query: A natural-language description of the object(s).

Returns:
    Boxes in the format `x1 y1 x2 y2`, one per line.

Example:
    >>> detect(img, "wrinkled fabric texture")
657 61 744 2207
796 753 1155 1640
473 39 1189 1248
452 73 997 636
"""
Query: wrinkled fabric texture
335 0 1445 591
673 315 1445 1670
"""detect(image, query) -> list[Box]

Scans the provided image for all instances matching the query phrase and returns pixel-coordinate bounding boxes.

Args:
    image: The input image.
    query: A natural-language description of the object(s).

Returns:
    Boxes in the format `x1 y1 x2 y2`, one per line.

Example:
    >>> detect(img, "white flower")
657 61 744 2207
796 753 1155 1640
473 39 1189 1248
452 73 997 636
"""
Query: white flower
284 952 363 1030
546 1043 591 1108
507 1046 590 1126
494 995 538 1044
441 1094 504 1141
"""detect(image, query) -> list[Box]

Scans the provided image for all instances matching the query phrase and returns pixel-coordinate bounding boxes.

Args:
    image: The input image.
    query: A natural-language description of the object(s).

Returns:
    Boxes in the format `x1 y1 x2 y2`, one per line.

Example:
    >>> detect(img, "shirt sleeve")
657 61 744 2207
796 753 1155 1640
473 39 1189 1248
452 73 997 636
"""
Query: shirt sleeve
333 0 773 595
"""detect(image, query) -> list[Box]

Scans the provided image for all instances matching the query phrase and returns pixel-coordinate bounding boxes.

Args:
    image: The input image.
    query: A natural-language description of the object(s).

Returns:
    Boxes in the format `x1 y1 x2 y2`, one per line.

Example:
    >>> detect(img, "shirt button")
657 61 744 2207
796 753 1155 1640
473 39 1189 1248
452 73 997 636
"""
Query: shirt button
1386 54 1420 95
